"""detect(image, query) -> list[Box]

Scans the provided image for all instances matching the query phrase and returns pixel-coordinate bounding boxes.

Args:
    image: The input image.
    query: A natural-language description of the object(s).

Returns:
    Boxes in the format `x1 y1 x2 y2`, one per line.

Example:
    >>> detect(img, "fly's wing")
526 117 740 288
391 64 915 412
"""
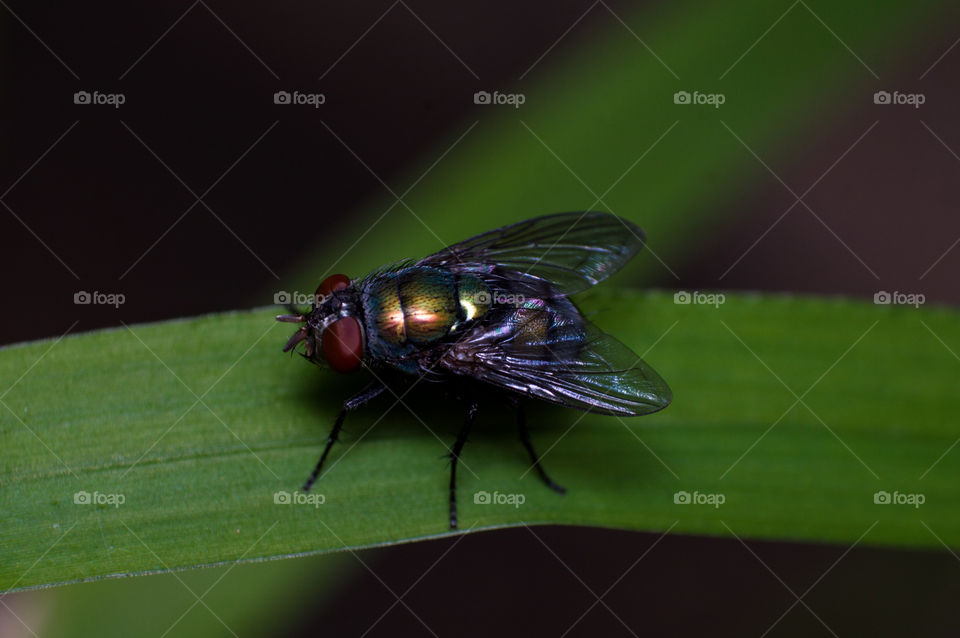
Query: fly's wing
417 212 645 297
439 312 671 416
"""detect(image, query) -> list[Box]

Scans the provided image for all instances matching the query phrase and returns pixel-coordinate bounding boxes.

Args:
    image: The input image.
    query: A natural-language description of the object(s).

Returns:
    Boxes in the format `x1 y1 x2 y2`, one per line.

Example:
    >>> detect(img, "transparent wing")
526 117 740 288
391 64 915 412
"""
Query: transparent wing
439 310 671 417
418 212 645 297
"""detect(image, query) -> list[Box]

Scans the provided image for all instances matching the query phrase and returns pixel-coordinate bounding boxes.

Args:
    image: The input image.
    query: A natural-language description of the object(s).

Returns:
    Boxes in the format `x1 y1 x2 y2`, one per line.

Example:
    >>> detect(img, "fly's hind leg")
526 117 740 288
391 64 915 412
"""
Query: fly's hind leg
448 400 478 529
302 380 385 491
514 400 566 494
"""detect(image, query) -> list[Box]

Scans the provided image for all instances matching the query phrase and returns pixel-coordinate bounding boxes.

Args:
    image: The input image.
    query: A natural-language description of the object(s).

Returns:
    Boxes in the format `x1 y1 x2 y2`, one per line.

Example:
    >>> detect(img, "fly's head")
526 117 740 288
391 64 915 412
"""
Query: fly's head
276 274 365 373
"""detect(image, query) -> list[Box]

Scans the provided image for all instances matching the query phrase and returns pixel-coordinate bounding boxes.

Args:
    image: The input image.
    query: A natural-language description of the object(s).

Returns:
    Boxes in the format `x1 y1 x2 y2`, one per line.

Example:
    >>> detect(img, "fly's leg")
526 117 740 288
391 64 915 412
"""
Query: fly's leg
449 400 478 529
515 401 566 494
303 380 385 491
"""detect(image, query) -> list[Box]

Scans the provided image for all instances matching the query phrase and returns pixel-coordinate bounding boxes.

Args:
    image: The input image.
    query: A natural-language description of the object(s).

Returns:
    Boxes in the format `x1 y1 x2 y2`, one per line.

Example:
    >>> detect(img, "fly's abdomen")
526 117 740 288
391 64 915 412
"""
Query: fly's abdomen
362 267 492 359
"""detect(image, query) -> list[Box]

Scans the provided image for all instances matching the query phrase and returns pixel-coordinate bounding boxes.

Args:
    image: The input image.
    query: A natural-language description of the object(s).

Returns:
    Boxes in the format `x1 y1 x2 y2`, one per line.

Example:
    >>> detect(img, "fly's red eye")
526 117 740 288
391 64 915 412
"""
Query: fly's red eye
322 316 364 373
315 273 351 303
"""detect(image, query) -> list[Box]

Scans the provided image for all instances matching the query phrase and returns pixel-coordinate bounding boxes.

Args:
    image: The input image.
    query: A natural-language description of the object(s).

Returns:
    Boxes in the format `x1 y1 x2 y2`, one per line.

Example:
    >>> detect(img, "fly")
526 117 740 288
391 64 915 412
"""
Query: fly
277 212 672 528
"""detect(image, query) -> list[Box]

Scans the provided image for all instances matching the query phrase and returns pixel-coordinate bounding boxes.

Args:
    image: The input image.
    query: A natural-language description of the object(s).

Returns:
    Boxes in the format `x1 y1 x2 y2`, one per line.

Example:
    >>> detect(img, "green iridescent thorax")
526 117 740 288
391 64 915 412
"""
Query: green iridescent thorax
455 274 491 323
361 267 491 353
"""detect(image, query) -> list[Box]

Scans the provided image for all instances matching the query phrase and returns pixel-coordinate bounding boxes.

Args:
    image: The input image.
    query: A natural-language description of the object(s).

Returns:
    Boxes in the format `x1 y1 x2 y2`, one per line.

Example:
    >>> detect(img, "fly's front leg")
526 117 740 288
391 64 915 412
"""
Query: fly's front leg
303 380 385 491
449 400 478 529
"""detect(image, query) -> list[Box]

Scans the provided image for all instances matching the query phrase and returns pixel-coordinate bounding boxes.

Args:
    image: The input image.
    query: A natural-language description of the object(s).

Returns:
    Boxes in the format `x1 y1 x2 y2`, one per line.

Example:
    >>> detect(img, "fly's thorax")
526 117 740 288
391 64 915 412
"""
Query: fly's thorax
360 267 493 351
455 274 491 322
401 272 459 343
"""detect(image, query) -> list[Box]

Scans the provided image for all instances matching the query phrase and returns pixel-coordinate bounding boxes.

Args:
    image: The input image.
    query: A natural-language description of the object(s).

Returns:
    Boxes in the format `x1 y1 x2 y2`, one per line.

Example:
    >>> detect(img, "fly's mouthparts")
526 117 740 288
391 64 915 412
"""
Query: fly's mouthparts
282 325 309 352
276 314 306 323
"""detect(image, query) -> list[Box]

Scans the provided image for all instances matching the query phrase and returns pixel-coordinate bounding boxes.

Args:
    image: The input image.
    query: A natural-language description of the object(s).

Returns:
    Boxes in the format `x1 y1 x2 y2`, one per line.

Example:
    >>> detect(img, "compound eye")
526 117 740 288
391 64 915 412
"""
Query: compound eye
321 317 363 373
315 273 351 304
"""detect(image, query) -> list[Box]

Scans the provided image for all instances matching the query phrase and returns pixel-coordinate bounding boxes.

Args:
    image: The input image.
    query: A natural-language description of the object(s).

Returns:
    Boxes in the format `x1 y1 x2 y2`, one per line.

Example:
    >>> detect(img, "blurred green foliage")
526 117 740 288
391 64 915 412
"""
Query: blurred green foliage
288 0 939 294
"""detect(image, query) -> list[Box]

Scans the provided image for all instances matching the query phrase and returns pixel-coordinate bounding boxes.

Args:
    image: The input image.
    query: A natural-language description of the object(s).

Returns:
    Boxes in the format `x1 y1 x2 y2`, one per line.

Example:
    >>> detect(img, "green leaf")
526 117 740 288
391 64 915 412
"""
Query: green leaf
3 291 958 592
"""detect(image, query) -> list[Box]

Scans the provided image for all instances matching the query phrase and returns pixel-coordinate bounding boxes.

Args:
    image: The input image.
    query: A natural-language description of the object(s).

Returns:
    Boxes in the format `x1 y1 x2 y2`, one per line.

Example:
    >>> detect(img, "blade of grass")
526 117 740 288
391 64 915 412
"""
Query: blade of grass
2 291 958 592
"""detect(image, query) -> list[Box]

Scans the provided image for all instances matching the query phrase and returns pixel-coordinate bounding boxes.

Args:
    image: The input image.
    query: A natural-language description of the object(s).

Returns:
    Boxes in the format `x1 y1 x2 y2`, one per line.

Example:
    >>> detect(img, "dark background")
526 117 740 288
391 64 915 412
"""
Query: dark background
2 1 960 636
